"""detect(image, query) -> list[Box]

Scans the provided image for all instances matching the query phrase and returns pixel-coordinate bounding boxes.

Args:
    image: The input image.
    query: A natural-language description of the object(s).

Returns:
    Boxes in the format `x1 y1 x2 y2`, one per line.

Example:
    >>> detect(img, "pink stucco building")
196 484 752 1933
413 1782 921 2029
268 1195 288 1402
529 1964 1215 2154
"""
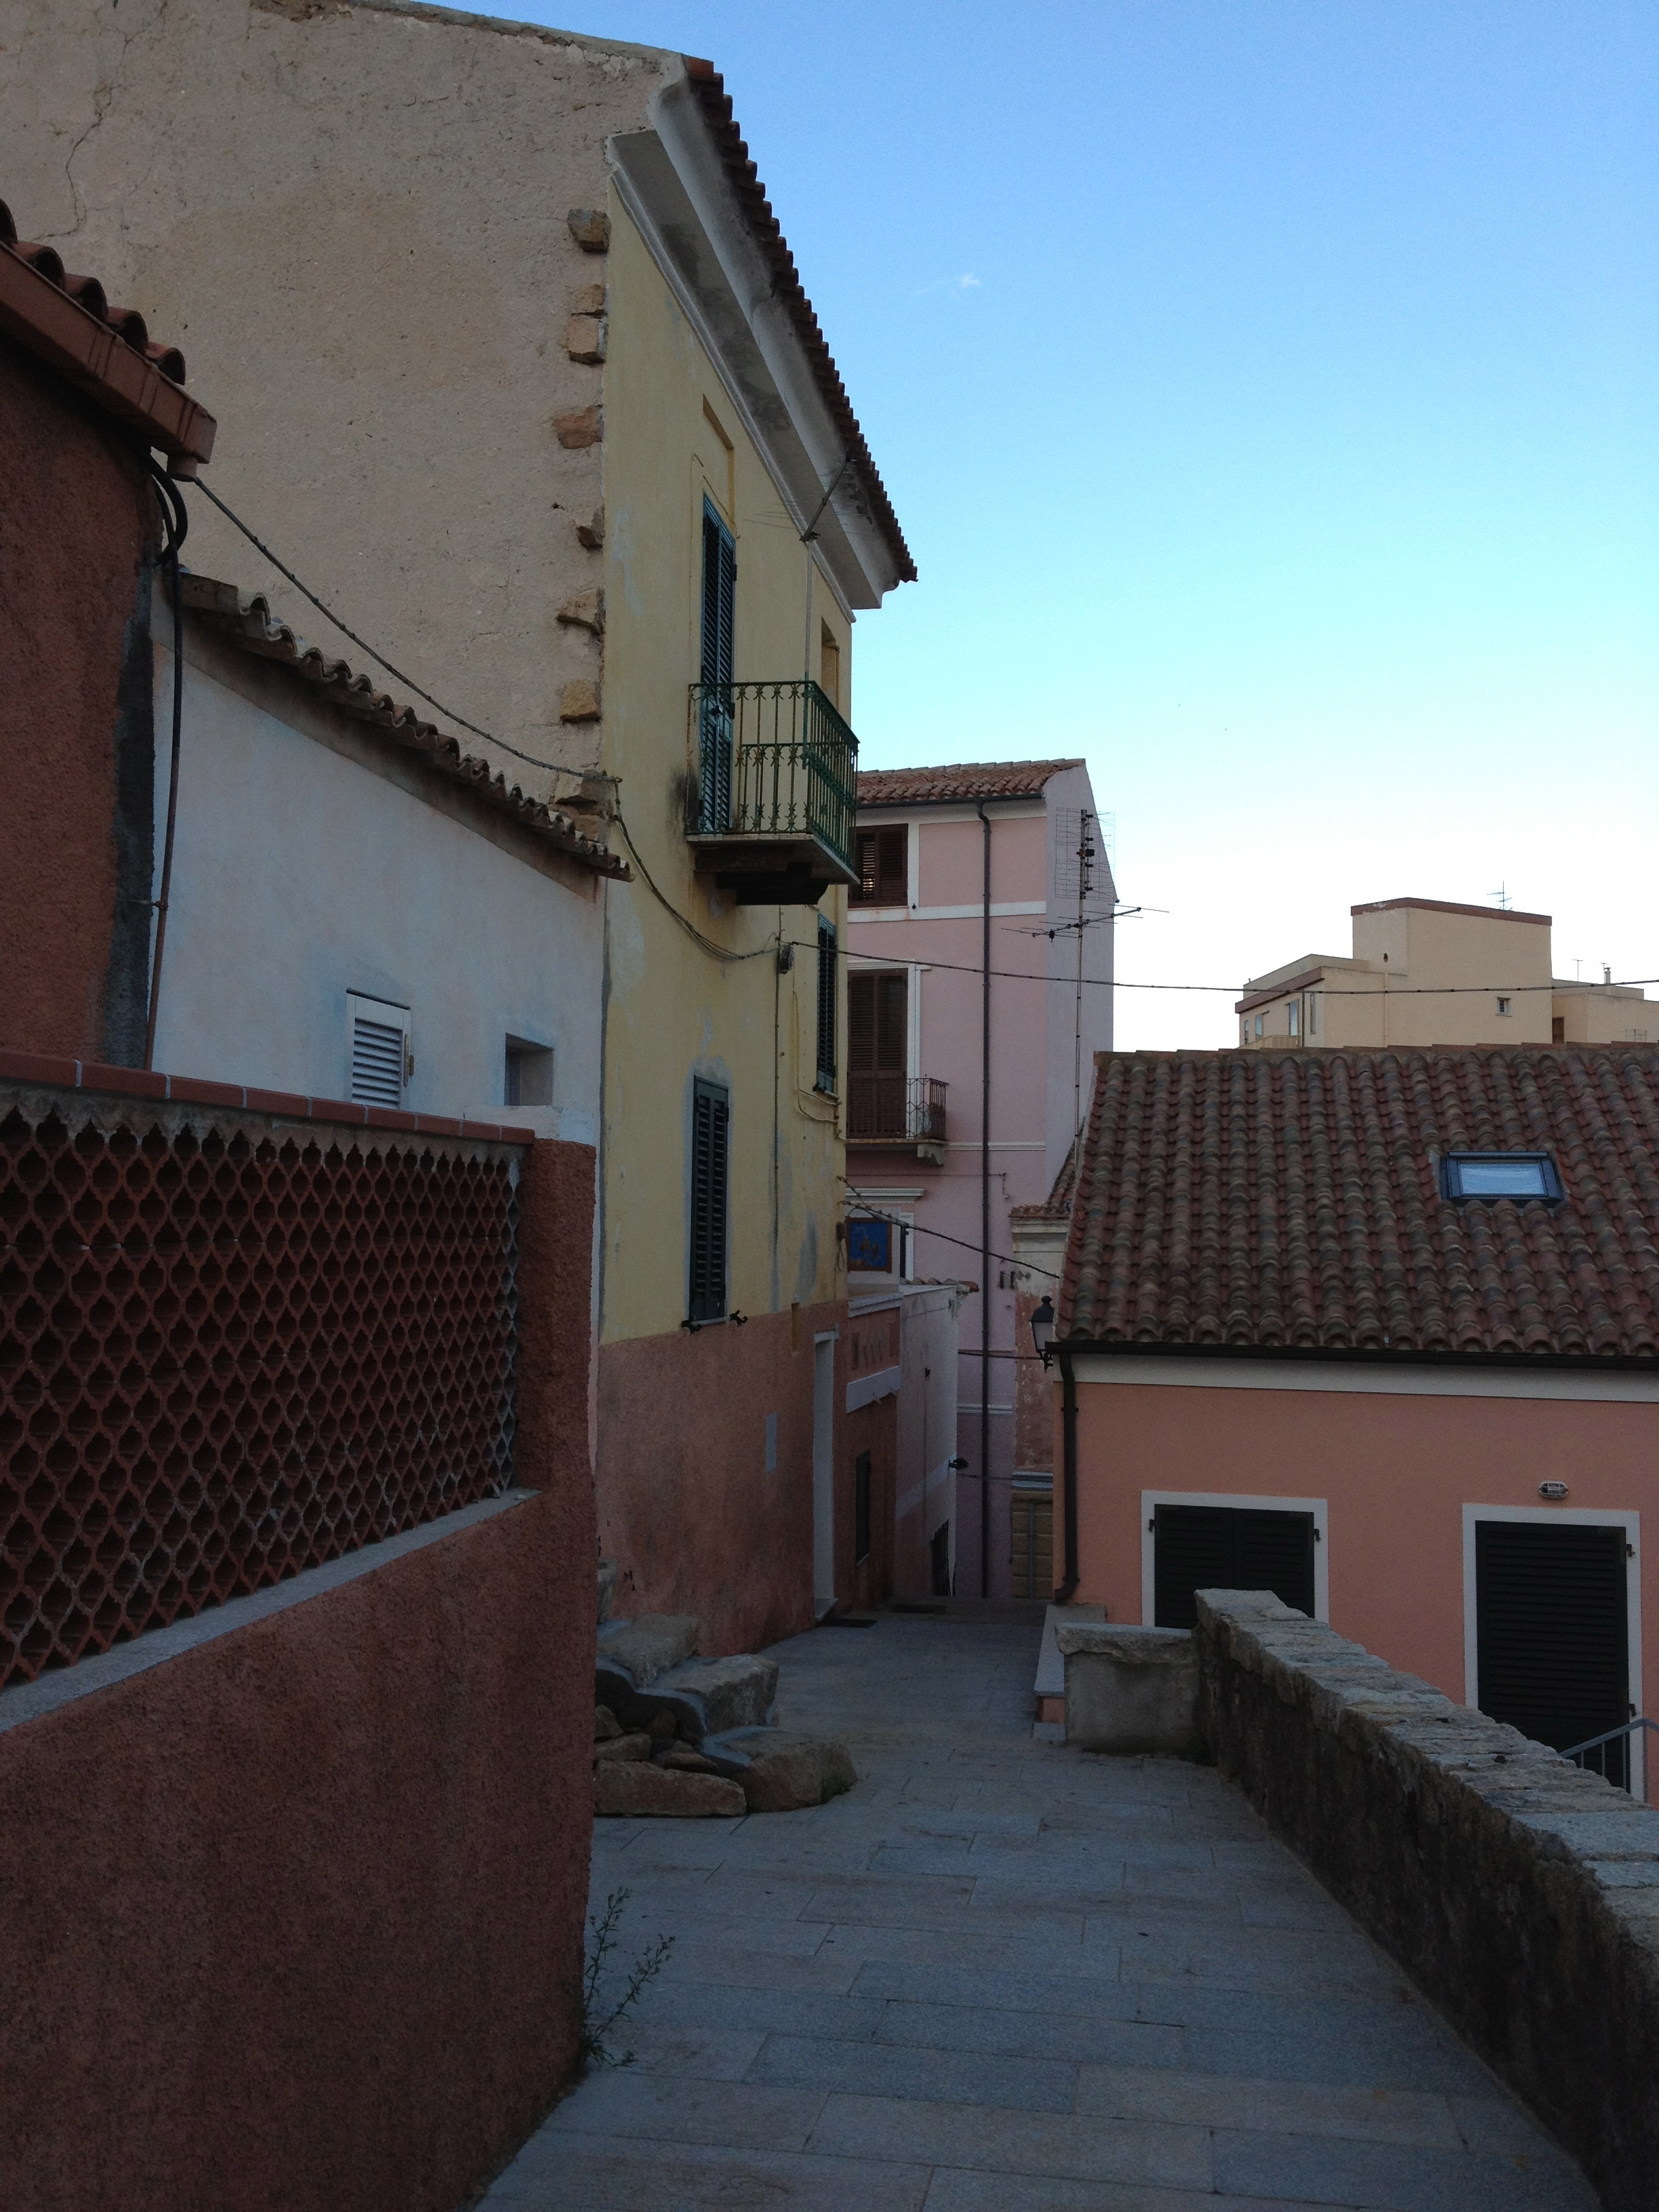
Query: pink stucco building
845 760 1113 1599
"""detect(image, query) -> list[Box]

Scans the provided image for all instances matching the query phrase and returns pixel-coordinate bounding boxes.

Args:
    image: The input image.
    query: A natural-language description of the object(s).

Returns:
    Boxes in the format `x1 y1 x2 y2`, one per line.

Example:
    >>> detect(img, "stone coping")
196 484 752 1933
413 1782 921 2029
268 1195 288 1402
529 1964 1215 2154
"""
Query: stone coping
1195 1589 1659 2212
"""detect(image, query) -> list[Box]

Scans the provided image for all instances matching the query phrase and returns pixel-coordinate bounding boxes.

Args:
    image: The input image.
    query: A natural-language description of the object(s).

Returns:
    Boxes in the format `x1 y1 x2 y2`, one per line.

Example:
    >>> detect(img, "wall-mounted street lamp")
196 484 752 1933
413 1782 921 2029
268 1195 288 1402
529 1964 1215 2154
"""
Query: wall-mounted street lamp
1030 1296 1057 1368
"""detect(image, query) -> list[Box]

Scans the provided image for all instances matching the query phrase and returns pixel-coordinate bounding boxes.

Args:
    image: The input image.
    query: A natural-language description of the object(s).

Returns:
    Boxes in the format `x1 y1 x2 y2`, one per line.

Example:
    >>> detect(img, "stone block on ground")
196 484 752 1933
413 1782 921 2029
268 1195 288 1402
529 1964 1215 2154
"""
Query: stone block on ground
594 1704 623 1742
1059 1624 1200 1755
594 1763 745 1818
593 1732 653 1765
597 1615 701 1688
735 1733 858 1814
668 1654 779 1736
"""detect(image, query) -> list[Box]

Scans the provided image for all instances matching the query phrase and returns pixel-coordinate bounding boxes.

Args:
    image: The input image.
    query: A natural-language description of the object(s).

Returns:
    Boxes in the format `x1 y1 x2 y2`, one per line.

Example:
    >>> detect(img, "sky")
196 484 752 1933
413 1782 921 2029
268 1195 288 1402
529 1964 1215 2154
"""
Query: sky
493 0 1656 1048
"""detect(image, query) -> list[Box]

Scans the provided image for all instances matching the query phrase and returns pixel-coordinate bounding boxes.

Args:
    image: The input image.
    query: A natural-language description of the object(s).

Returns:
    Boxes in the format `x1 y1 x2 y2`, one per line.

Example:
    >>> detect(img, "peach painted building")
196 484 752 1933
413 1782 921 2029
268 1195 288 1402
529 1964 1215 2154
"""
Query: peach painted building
846 760 1114 1599
1046 1043 1659 1788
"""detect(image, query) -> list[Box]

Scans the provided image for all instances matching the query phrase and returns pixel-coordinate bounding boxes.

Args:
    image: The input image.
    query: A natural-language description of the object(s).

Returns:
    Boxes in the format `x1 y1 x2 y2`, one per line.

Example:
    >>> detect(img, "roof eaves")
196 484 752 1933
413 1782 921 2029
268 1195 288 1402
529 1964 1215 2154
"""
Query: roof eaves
181 577 628 878
681 59 915 587
0 198 214 464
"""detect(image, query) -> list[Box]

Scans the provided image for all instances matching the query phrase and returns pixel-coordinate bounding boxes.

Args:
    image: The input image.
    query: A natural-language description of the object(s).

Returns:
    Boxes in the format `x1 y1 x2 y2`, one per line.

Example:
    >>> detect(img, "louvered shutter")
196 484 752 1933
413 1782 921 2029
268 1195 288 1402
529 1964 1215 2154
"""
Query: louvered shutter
848 972 878 1073
874 972 907 1073
698 503 736 832
1475 1520 1629 1769
816 920 838 1092
1153 1504 1315 1630
689 1079 730 1323
876 828 907 905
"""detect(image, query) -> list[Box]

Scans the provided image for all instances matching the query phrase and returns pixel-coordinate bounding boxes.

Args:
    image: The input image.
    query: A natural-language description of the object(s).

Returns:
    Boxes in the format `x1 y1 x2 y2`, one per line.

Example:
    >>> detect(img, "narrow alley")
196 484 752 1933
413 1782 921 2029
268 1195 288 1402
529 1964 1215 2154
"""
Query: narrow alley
482 1616 1596 2211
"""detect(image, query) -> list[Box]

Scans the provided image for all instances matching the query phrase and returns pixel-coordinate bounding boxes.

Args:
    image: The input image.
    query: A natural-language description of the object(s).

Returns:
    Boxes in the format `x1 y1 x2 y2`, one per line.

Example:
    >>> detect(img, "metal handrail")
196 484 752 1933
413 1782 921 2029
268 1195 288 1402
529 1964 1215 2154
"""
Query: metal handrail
1563 1715 1658 1802
687 679 858 873
848 1073 947 1145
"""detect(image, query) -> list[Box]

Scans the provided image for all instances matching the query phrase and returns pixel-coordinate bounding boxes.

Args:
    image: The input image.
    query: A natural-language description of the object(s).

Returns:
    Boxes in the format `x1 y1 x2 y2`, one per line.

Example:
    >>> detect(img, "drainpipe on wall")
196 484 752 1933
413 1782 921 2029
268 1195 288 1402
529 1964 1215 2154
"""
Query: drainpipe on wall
977 800 992 1599
1054 1345 1079 1603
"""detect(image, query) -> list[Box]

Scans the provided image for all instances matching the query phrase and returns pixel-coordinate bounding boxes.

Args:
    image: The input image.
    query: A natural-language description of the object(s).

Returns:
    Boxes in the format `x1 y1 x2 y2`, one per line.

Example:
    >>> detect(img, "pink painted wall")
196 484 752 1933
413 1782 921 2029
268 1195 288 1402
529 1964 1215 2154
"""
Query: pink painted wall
1071 1375 1659 1715
848 770 1111 1595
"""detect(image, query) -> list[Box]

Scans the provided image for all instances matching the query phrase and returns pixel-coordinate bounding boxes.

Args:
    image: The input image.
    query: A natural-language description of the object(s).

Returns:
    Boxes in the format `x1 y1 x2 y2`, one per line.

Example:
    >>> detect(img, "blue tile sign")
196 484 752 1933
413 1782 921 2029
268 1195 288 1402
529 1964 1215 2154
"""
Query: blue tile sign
848 1218 891 1272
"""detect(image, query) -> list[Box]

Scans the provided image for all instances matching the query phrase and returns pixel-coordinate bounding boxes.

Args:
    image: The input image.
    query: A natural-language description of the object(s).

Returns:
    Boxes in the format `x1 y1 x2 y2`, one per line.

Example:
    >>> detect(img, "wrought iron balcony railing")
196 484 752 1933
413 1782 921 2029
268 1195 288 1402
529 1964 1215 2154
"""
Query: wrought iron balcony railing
848 1073 947 1147
687 679 858 885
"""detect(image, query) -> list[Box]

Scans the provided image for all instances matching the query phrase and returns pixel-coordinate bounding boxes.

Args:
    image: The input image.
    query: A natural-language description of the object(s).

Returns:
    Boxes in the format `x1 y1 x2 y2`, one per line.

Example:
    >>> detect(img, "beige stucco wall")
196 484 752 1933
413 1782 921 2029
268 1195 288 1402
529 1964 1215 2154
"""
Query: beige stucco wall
1553 984 1657 1044
598 190 848 1340
0 0 672 777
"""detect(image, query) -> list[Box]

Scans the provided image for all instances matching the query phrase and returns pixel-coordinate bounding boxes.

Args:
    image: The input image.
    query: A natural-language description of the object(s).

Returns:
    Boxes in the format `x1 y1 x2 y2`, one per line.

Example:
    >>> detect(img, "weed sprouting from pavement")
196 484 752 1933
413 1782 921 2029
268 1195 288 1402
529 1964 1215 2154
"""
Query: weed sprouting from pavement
579 1888 675 2070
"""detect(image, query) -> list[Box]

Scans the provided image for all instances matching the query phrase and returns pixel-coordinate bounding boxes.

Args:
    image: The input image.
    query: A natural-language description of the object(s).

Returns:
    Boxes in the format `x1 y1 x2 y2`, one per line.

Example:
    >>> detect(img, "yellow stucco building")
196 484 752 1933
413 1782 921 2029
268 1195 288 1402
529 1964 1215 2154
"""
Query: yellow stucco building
1237 897 1654 1052
2 3 913 1650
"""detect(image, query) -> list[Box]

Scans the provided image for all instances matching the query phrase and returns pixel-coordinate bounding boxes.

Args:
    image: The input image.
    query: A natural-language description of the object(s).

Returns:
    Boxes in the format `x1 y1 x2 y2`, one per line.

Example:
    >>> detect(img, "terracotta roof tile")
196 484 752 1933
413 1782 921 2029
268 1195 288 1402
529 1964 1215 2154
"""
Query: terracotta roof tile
857 759 1083 808
1059 1045 1659 1361
684 60 914 588
182 577 628 878
0 194 213 462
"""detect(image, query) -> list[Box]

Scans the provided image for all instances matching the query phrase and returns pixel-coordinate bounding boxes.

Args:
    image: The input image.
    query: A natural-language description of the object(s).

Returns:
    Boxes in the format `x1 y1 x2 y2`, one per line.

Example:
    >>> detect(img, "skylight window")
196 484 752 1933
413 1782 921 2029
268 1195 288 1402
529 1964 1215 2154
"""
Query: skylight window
1440 1152 1563 1202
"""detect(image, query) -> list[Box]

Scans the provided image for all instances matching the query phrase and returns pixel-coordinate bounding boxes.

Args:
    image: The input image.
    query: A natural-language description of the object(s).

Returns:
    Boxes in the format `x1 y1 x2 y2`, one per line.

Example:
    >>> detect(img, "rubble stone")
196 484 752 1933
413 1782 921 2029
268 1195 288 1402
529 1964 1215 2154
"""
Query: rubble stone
558 679 601 723
592 1704 622 1742
596 1616 700 1688
738 1733 857 1813
593 1763 745 1818
552 405 601 449
565 314 606 363
567 207 610 251
592 1732 652 1765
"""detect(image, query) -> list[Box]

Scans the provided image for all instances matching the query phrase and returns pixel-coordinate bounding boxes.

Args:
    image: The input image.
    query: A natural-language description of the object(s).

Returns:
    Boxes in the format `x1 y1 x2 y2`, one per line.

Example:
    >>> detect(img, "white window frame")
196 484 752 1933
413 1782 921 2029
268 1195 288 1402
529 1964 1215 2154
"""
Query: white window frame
346 992 411 1105
1140 1488 1330 1626
1460 1504 1642 1790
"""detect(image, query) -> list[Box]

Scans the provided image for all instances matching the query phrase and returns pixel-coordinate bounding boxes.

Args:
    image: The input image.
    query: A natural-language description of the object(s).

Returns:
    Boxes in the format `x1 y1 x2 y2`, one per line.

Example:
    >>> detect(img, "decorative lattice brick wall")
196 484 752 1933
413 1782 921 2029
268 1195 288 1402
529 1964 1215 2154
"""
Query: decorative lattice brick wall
0 1075 525 1687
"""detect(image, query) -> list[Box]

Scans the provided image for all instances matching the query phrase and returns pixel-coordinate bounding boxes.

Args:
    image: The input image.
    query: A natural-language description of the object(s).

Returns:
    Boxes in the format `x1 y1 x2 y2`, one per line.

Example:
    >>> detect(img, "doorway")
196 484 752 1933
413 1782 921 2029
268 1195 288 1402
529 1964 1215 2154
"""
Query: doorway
1151 1502 1317 1631
1010 1487 1053 1599
1474 1517 1633 1784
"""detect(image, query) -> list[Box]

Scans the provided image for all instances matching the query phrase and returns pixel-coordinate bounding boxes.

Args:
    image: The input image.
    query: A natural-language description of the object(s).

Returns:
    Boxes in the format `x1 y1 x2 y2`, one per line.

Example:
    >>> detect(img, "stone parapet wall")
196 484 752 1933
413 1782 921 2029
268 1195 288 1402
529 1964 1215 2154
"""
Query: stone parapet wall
1195 1590 1659 2212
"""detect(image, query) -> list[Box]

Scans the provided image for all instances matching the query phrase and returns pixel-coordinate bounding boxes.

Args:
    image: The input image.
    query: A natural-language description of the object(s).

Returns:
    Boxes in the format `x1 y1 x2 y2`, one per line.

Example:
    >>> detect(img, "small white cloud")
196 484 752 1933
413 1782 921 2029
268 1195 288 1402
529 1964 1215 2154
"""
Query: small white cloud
914 272 983 300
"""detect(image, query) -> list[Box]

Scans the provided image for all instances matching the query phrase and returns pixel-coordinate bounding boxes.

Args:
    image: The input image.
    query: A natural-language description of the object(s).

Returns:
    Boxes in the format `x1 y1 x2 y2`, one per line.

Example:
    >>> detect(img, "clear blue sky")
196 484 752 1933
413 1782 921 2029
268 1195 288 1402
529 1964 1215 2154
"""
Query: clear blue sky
495 0 1657 1046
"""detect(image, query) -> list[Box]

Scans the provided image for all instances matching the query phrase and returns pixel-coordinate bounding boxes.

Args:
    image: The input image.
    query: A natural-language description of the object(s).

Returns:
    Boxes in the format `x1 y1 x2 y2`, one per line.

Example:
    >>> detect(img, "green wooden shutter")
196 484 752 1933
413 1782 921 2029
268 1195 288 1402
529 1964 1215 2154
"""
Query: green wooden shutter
816 919 837 1092
698 503 736 832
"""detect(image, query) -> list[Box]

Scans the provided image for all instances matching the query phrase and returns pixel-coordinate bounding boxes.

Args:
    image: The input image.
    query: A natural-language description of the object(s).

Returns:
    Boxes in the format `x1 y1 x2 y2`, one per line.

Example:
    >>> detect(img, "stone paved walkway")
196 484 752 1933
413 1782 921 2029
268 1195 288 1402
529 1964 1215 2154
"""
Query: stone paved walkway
480 1617 1598 2211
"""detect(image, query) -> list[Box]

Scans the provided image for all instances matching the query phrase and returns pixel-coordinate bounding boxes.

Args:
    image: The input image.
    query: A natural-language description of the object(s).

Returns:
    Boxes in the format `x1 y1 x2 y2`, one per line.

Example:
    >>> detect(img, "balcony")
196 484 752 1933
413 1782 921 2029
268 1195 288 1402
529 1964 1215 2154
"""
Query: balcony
686 680 859 905
848 1073 948 1164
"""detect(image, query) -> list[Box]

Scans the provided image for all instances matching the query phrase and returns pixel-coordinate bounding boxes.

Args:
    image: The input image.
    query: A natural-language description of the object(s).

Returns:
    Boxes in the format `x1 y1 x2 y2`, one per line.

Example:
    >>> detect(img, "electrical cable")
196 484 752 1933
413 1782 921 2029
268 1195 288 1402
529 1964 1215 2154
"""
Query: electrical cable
611 811 778 964
184 477 558 774
142 461 188 1071
840 1183 1060 1283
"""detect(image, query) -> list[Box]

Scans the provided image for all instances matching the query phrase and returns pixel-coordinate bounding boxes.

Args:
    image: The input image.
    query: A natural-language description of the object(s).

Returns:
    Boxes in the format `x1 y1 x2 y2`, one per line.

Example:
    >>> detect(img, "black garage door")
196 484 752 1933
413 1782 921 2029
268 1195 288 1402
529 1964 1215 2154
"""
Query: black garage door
1153 1504 1317 1631
1475 1519 1629 1784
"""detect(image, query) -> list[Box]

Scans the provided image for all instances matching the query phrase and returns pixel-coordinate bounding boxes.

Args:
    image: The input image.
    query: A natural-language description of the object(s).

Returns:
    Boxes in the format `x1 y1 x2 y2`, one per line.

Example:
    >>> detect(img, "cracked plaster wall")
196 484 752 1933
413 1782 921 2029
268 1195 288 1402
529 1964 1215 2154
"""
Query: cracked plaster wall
0 0 678 785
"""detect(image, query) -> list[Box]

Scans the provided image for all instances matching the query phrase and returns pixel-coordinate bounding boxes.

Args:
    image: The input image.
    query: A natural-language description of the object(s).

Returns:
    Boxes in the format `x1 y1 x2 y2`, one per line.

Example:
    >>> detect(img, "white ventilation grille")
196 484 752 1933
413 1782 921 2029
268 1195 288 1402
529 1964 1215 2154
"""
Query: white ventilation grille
346 994 410 1106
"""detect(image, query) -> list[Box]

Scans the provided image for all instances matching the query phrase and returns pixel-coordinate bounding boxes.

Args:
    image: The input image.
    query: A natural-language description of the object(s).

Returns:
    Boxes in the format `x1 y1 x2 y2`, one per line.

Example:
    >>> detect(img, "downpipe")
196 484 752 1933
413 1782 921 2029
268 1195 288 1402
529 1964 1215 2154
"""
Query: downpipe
1054 1345 1079 1603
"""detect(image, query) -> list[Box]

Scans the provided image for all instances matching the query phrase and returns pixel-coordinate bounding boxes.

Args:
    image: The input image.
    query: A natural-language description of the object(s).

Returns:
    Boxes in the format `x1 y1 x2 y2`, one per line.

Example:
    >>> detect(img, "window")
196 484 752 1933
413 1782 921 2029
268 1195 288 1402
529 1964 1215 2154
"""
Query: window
504 1036 554 1108
697 499 736 833
1440 1151 1563 1202
1287 1001 1299 1038
1253 1013 1265 1039
819 621 841 710
1153 1504 1315 1631
848 970 909 1138
346 993 410 1107
1552 1017 1566 1043
688 1078 731 1322
851 825 907 906
816 918 838 1092
1307 994 1319 1038
1496 996 1513 1017
855 1450 872 1565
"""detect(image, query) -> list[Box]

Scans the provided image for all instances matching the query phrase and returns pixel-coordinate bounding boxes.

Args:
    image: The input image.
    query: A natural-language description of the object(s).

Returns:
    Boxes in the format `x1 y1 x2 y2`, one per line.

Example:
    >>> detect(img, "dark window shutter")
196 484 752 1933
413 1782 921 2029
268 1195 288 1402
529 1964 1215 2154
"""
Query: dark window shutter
848 972 877 1073
1475 1520 1629 1771
874 972 907 1073
816 920 837 1092
851 826 908 907
689 1079 730 1322
700 504 735 687
1153 1504 1315 1631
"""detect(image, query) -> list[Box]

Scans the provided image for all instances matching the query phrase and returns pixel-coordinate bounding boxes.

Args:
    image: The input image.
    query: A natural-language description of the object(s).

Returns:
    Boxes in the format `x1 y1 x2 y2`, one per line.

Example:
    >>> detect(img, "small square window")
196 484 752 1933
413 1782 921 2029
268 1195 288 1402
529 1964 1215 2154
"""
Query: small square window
1441 1151 1563 1202
1496 996 1512 1016
505 1036 554 1107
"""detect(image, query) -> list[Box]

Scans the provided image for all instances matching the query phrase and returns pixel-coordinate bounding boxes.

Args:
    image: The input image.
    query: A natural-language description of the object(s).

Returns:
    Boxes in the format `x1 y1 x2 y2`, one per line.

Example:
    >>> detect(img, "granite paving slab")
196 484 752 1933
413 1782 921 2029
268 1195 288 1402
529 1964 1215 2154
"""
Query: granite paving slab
474 1616 1596 2211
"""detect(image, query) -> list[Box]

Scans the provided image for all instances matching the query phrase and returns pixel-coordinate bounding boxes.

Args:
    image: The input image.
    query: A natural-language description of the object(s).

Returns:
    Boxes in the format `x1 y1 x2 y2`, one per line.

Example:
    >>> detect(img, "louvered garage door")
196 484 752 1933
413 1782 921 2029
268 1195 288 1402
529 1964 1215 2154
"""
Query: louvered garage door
1153 1504 1316 1631
1475 1519 1629 1781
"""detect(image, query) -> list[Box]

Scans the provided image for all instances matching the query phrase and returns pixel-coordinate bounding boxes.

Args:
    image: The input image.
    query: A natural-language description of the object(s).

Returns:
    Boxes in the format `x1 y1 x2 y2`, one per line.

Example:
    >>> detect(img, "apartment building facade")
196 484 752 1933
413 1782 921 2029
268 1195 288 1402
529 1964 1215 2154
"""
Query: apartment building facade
1238 895 1656 1051
1 1 914 1652
845 760 1113 1600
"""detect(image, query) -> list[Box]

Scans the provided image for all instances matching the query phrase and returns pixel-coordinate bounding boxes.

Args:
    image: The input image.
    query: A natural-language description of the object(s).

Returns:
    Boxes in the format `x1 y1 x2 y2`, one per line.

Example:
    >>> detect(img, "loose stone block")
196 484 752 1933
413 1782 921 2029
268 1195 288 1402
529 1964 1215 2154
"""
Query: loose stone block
597 1615 700 1687
575 508 605 549
739 1734 857 1813
559 679 601 723
556 588 605 636
593 1732 653 1765
571 282 607 316
594 1763 745 1818
565 314 606 363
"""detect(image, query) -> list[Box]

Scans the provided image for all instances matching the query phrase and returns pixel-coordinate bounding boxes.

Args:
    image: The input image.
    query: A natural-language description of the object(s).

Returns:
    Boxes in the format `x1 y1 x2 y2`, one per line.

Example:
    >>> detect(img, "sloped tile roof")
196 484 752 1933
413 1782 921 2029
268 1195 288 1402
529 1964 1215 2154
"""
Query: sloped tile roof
0 195 213 461
183 578 628 878
1061 1045 1659 1361
857 759 1084 808
684 60 914 587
